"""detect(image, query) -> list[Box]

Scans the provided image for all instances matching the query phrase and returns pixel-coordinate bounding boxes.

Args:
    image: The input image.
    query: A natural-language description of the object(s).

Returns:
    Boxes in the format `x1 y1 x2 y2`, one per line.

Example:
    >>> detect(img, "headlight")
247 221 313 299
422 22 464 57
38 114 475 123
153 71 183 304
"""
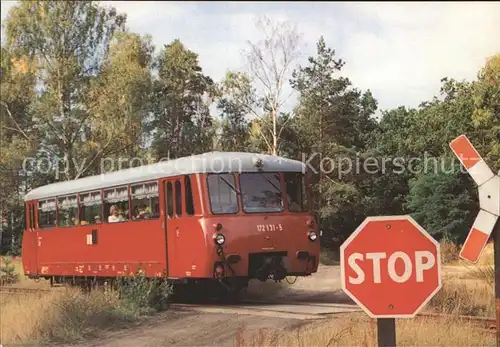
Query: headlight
308 231 317 241
213 233 225 245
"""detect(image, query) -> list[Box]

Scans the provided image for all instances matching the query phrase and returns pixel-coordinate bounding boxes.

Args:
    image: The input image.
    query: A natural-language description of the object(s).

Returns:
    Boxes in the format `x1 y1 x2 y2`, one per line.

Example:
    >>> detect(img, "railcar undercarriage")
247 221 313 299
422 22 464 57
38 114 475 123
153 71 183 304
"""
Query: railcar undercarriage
248 252 288 282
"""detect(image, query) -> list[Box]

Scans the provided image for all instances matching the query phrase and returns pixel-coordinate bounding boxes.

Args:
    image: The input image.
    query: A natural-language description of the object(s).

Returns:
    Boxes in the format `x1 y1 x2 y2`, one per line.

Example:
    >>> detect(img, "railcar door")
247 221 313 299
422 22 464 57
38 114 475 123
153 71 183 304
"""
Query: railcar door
163 176 198 278
21 202 38 276
162 179 178 277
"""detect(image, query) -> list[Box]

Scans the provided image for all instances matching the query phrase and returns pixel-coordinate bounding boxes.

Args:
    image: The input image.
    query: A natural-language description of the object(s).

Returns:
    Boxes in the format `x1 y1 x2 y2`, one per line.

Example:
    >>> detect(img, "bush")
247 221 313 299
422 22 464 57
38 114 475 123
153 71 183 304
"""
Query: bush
319 248 339 266
115 270 173 315
0 255 20 284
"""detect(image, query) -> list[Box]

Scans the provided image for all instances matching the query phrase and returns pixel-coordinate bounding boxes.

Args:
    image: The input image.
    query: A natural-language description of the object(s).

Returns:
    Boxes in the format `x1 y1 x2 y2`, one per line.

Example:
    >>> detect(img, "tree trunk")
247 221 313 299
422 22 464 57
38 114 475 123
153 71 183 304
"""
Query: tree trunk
0 214 3 250
272 109 277 155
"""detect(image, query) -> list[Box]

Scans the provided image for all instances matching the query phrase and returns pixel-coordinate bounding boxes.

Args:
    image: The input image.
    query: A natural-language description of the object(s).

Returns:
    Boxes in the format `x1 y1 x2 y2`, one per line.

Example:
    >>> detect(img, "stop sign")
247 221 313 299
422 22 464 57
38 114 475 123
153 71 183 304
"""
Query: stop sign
340 215 442 318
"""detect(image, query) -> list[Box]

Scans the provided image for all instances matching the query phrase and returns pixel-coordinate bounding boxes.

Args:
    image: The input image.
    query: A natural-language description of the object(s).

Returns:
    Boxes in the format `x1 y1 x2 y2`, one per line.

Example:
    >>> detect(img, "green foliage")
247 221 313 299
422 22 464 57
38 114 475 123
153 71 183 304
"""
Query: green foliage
0 256 20 284
86 30 155 173
215 72 254 151
148 39 215 159
288 36 379 245
472 53 500 172
319 248 340 266
3 0 130 180
406 161 478 242
115 270 173 315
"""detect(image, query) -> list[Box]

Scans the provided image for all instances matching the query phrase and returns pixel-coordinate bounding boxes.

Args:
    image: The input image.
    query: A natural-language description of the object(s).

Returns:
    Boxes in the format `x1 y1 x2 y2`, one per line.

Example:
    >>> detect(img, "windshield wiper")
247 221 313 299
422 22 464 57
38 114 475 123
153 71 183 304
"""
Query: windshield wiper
220 176 241 195
261 173 281 193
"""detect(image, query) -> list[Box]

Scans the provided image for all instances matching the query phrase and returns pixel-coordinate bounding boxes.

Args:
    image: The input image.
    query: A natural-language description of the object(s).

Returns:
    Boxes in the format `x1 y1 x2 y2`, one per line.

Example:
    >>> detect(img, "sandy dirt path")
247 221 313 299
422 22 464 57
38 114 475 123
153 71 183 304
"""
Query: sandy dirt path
63 263 474 347
68 311 315 347
66 265 355 347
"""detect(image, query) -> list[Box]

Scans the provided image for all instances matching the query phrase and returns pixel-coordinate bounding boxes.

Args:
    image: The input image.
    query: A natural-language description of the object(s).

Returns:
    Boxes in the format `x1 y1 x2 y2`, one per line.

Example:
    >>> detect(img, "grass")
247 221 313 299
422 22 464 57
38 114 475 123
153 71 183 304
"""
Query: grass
475 241 494 266
428 277 494 317
0 288 136 345
439 239 461 265
0 259 172 346
467 265 494 286
428 240 495 318
234 313 495 347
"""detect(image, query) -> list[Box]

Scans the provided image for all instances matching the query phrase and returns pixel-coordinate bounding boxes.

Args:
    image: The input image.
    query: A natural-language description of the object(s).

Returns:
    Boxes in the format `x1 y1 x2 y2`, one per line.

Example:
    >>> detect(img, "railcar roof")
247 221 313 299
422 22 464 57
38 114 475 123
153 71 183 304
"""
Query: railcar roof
24 151 307 201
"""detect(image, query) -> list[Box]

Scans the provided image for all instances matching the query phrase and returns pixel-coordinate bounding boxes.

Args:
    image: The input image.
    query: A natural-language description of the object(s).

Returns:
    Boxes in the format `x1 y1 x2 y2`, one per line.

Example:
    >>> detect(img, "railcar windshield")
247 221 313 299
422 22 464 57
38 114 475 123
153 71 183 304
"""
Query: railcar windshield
207 172 309 214
239 172 284 213
207 173 239 214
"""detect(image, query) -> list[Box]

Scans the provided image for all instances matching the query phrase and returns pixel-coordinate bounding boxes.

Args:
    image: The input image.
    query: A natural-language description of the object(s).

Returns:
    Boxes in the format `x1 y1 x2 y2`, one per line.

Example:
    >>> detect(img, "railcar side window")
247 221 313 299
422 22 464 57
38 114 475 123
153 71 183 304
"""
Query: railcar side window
30 204 35 229
57 195 79 226
239 173 284 213
284 172 308 212
38 199 56 228
185 176 195 215
175 180 182 216
103 186 129 223
207 174 238 214
131 182 160 220
166 182 174 217
27 204 34 229
79 191 102 225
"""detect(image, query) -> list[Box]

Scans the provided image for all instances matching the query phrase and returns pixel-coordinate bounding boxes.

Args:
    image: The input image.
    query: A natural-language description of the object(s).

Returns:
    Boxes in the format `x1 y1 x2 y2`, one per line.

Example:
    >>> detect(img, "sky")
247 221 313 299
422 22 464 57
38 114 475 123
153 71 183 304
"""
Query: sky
1 1 499 116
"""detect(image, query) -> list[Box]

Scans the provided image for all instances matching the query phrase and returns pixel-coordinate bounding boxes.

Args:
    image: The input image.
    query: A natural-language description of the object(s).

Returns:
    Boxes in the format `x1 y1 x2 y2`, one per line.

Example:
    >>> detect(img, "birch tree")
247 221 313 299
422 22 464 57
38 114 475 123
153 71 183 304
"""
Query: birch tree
244 16 301 155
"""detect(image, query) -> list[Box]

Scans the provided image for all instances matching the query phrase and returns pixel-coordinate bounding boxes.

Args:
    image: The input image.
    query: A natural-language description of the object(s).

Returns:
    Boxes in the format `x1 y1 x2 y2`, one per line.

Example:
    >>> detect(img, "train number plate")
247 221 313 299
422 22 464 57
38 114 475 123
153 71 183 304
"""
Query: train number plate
256 224 283 232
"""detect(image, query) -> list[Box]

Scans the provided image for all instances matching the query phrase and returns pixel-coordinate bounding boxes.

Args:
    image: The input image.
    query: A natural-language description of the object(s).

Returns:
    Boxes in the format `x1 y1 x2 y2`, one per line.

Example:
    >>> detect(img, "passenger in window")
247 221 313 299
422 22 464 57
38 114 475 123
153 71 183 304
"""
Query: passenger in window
108 205 124 223
132 206 139 220
144 205 152 218
133 205 143 220
94 215 102 224
133 204 146 220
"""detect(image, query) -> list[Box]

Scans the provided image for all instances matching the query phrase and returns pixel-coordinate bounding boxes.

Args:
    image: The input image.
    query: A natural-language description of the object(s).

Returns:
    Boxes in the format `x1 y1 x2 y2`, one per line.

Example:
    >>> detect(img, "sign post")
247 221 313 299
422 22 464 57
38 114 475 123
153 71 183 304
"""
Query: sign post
449 135 500 345
496 224 500 347
340 215 442 347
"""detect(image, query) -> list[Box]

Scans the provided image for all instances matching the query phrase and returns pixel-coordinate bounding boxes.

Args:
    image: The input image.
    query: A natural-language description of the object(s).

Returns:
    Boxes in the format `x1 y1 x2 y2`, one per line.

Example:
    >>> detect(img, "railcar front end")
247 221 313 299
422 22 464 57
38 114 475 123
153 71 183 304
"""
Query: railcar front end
196 170 320 292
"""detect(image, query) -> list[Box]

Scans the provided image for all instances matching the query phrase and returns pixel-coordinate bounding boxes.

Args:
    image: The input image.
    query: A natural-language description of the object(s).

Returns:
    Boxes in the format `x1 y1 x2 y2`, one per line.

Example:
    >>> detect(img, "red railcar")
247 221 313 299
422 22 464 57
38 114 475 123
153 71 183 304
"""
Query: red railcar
22 152 319 295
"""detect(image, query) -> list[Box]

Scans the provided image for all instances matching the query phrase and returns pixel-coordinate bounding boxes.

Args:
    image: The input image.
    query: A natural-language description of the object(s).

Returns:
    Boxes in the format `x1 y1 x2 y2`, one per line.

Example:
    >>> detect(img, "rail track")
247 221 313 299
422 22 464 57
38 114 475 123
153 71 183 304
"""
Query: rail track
0 285 496 332
0 286 54 296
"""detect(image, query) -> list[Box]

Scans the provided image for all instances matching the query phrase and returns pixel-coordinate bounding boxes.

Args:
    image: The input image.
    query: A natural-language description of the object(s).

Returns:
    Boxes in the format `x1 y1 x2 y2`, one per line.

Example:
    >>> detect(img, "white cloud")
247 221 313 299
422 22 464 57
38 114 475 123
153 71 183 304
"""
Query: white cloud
1 1 499 115
339 2 500 111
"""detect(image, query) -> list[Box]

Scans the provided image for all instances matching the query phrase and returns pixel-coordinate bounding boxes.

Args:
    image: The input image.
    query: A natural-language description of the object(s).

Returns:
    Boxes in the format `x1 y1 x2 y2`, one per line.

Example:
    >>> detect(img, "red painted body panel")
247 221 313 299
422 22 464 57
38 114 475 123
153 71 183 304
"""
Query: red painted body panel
21 231 38 276
200 214 320 277
34 219 166 277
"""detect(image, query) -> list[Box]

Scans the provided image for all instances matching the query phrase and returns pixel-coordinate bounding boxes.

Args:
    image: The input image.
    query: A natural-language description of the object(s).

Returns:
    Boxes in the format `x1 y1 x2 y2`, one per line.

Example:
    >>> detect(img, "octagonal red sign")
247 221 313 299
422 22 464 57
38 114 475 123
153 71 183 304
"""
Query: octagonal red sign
340 215 442 318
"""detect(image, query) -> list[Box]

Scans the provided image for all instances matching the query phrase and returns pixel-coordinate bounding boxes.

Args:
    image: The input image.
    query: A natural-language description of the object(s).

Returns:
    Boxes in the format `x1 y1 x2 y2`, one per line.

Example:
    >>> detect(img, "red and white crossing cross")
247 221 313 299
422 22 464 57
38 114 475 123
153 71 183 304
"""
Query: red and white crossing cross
449 135 495 186
449 135 500 263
